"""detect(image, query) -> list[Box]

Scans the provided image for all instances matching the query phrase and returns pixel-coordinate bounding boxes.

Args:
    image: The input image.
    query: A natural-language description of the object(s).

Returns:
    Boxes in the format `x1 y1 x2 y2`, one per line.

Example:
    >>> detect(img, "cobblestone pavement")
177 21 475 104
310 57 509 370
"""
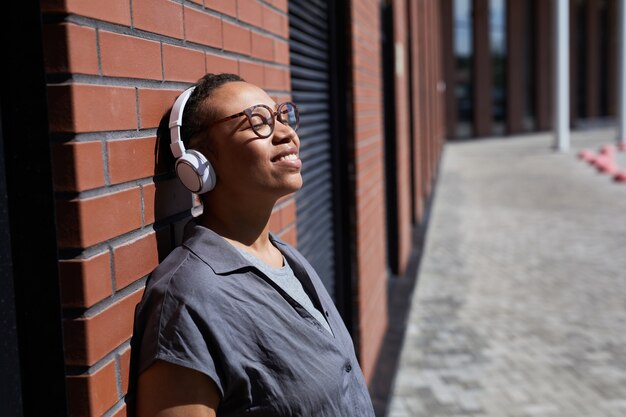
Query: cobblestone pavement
387 129 626 417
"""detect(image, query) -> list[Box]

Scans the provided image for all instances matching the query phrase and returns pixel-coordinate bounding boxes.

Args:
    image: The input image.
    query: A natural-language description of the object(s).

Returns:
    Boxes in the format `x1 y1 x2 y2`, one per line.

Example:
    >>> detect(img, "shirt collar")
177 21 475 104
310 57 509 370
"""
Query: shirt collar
181 220 293 275
182 220 327 316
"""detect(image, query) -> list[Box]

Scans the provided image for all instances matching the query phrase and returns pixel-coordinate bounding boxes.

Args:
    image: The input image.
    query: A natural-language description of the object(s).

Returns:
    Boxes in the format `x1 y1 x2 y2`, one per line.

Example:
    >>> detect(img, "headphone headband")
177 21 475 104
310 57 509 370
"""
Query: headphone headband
168 85 216 194
169 87 196 159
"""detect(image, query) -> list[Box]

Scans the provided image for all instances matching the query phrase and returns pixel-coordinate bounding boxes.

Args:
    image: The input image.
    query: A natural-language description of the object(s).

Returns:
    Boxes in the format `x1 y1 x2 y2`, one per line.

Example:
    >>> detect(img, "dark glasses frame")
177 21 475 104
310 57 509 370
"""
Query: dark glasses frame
208 102 300 138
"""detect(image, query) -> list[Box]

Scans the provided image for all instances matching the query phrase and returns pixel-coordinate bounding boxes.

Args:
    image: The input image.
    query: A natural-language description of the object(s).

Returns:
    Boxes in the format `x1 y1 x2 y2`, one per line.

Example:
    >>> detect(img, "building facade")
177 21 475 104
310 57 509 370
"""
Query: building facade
441 0 619 139
1 1 444 416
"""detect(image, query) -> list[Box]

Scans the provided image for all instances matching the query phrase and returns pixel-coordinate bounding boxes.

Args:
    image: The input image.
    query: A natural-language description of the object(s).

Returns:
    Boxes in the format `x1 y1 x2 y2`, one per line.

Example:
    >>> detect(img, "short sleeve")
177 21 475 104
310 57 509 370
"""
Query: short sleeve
134 255 225 398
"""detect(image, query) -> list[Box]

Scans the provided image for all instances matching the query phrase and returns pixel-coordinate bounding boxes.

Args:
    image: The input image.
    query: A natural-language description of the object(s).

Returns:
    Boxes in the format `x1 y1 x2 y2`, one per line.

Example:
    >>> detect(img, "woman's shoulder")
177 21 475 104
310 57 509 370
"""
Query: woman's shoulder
143 222 241 300
147 245 208 284
138 246 209 309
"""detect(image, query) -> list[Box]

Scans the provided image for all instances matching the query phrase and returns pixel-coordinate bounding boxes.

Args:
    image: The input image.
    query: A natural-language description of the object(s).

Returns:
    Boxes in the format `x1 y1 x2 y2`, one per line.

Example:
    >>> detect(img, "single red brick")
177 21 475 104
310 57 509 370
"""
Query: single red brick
237 0 263 26
113 231 158 290
59 251 112 309
107 136 158 185
264 65 289 90
63 288 143 366
118 346 131 395
163 44 205 82
184 6 222 48
100 31 162 80
66 360 118 417
239 61 264 87
43 23 98 75
223 20 251 55
47 84 137 133
43 0 131 26
251 31 273 61
206 53 239 74
51 141 105 192
133 0 183 39
205 0 237 16
273 39 290 65
137 88 183 129
56 187 143 249
262 5 288 38
142 180 194 225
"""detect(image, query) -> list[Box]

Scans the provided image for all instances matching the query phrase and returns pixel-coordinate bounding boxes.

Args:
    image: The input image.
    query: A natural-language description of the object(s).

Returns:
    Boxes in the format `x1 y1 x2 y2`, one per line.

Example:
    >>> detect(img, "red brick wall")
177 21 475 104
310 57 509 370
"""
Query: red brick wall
38 0 446 412
428 0 444 172
409 0 425 221
440 0 457 140
391 0 413 275
347 0 445 383
434 0 446 161
411 0 445 207
348 0 389 380
41 1 293 416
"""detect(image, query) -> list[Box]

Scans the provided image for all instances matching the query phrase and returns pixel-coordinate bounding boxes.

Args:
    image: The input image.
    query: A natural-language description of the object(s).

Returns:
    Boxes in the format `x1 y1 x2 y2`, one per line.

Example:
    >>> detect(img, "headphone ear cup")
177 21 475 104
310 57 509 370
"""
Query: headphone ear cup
175 149 216 194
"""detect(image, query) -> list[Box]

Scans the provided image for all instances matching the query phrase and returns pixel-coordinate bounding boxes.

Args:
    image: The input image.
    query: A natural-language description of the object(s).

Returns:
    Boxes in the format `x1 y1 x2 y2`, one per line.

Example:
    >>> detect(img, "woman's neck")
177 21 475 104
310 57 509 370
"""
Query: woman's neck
198 191 286 268
197 191 276 250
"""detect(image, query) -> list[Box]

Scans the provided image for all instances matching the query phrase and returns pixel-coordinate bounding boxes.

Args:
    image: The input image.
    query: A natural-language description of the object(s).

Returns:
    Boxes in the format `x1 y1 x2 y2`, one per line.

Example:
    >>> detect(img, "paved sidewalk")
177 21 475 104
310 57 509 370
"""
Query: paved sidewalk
387 129 626 417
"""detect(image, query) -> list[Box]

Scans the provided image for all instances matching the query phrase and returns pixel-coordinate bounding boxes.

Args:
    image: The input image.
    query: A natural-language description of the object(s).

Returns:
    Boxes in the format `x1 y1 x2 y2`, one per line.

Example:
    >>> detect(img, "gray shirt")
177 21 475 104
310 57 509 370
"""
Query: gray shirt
131 222 375 416
233 247 333 335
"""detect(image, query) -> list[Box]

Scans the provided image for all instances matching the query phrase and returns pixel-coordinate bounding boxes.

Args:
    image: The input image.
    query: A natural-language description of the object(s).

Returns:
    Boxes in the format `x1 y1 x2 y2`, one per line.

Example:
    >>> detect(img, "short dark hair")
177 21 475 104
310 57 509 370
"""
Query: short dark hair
181 73 245 149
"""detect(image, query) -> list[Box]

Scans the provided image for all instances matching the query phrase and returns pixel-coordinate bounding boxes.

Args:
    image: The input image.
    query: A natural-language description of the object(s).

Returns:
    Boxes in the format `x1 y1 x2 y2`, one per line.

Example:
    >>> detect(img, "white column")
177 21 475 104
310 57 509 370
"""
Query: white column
553 0 569 152
618 0 626 146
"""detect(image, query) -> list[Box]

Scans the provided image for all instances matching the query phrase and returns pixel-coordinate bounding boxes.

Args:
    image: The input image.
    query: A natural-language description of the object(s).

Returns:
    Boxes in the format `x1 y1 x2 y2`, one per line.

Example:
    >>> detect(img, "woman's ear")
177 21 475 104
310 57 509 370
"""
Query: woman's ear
190 129 219 164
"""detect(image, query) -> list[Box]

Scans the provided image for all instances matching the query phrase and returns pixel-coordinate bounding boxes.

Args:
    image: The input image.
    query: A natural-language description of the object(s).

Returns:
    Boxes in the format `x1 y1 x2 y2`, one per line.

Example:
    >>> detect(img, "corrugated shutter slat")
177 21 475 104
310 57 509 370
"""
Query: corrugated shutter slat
289 0 336 299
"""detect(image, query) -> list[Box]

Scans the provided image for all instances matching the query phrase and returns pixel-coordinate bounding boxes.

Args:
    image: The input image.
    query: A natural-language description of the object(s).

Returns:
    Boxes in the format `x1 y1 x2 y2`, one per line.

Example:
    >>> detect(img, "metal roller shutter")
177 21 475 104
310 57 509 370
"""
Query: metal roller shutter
289 0 337 299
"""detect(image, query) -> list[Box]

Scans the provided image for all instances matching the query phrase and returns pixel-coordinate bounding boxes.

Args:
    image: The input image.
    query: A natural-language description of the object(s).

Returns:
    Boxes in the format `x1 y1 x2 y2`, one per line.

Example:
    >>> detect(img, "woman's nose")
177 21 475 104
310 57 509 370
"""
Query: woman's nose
273 121 297 142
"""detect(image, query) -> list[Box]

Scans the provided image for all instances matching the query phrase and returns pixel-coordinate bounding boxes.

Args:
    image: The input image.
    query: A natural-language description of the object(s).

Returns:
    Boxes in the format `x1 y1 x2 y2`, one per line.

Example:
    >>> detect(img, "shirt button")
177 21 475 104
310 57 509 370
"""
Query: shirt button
325 310 329 317
345 364 352 373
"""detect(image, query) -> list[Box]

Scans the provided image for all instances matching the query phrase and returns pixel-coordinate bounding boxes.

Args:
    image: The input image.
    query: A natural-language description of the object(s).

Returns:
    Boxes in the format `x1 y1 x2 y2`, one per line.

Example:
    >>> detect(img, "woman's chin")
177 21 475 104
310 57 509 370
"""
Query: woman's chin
275 177 303 197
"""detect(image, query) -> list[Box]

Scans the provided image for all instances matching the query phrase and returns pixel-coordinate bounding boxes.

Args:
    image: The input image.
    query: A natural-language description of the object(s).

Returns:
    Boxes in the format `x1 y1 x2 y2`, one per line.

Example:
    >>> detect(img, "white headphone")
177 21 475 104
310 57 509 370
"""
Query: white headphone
168 87 216 194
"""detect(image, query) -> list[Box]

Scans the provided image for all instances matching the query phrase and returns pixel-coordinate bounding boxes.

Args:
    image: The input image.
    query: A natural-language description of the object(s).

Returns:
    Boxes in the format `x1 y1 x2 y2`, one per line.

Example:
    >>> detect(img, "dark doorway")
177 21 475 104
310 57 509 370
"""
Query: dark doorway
0 2 67 416
289 0 354 329
381 1 400 274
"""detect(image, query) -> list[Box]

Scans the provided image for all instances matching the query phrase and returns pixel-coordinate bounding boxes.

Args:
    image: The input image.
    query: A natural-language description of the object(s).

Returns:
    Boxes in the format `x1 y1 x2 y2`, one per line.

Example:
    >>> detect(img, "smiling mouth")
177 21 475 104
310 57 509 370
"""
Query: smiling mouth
277 154 298 162
271 150 302 169
271 149 300 163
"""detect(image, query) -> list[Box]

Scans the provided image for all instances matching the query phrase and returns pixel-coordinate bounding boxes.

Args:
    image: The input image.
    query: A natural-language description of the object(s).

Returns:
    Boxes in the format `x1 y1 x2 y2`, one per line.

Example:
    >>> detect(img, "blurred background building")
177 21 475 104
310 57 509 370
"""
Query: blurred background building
0 1 620 417
442 0 619 139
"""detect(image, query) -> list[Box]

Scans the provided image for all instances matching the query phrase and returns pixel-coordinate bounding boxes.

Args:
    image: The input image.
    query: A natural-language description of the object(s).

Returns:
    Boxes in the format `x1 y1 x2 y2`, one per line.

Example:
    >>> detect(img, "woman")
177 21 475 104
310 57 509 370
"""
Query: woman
131 73 375 416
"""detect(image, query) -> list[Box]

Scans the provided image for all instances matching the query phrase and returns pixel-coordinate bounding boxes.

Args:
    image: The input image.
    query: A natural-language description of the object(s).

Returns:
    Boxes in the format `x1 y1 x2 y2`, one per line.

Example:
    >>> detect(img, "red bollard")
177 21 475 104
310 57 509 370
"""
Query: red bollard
600 144 616 155
592 154 605 167
613 171 626 182
596 154 618 174
578 149 594 161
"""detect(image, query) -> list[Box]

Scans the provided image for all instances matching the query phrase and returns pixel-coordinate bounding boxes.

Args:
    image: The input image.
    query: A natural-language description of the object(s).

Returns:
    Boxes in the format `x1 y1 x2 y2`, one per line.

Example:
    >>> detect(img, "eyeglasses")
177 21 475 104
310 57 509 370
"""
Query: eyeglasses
208 102 300 139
